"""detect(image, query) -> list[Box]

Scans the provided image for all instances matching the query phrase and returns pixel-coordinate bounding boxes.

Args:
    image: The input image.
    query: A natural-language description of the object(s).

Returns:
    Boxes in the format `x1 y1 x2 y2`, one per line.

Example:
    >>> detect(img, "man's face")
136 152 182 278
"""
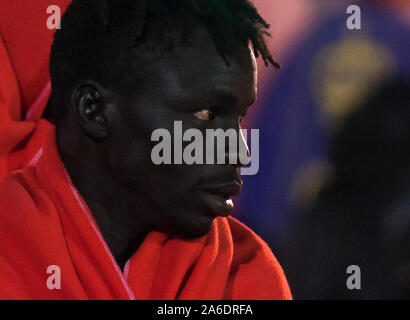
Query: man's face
107 23 257 238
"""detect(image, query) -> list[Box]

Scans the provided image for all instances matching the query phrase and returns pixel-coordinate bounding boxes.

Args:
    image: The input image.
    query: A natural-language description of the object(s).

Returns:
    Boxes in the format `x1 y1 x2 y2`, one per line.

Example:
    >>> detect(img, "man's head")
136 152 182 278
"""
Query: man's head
50 0 278 239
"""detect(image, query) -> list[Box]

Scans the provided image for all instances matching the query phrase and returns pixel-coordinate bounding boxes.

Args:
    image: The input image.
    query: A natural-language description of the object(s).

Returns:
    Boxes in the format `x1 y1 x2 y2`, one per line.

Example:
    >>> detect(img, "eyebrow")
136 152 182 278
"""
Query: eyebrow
166 81 255 112
167 87 237 107
210 89 256 117
210 88 239 106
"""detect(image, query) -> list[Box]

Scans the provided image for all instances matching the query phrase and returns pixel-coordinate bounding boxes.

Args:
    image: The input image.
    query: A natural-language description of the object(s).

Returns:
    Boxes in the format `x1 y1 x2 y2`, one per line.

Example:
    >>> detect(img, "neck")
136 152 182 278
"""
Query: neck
57 135 149 270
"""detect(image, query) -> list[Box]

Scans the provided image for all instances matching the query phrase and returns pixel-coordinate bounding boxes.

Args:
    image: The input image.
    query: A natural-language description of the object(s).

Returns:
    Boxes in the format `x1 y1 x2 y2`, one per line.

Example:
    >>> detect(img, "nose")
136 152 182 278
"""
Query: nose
223 122 251 167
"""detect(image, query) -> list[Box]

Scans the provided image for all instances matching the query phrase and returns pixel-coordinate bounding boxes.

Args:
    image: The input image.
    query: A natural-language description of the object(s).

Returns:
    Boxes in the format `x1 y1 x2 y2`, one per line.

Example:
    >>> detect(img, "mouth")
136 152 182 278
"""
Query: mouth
200 181 243 217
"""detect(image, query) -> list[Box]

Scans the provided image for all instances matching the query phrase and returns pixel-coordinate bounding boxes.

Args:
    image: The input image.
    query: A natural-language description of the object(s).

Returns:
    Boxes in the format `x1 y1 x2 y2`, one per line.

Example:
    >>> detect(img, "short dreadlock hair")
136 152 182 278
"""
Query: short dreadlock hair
50 0 279 125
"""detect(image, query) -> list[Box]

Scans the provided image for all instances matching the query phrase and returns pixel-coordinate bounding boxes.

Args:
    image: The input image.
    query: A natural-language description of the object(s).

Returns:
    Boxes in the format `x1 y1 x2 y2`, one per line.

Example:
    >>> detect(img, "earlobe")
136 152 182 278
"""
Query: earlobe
73 84 109 141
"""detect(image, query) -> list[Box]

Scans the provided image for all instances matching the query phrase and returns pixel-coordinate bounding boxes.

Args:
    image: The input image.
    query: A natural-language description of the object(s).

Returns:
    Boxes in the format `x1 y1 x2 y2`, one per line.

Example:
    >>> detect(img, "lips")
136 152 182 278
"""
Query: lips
200 181 243 217
203 181 242 198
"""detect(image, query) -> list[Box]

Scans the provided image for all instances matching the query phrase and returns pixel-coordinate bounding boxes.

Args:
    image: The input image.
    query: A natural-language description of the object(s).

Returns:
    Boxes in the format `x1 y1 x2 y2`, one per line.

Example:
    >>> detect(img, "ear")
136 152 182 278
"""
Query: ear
72 83 109 141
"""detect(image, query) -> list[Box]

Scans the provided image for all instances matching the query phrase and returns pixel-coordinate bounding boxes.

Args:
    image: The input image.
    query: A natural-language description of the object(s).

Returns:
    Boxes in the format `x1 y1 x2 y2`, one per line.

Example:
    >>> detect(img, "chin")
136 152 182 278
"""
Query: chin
168 212 215 239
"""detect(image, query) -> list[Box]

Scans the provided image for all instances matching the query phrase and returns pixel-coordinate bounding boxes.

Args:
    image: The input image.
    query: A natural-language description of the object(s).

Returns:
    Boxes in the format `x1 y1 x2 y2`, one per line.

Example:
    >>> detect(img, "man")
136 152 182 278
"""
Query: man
0 0 291 299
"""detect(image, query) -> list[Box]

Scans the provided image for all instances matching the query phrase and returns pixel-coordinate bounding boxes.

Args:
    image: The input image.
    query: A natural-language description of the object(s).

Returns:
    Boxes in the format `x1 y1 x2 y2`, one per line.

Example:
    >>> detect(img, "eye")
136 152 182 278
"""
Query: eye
193 108 216 121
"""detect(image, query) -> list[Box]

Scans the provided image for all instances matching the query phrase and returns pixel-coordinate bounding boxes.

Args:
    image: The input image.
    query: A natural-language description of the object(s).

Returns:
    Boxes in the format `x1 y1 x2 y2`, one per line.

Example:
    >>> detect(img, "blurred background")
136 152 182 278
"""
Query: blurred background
235 0 410 299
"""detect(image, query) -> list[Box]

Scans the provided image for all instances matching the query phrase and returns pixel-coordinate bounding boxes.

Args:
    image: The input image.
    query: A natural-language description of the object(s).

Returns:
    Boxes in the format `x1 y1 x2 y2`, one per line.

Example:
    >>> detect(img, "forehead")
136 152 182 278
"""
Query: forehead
142 22 257 105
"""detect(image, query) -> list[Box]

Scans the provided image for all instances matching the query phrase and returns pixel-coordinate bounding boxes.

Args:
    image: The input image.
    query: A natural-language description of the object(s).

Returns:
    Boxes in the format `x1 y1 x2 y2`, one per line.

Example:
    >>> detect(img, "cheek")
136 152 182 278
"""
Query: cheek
108 133 203 195
149 164 204 197
111 101 206 197
107 129 152 186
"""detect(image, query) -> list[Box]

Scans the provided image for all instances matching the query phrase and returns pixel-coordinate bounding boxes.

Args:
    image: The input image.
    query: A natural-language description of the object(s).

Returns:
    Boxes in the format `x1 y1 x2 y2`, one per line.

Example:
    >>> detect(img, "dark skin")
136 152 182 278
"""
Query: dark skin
56 21 257 269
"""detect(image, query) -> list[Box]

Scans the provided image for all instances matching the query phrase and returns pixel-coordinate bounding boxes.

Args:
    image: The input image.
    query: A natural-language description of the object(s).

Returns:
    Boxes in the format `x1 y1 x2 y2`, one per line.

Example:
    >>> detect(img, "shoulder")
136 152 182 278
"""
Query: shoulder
0 171 42 297
0 167 56 244
0 170 39 218
225 216 276 259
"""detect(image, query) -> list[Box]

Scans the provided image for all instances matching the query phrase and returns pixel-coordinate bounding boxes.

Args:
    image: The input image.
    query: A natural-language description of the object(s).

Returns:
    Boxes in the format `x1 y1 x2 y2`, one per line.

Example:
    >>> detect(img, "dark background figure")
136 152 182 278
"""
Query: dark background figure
235 0 410 299
281 77 410 299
